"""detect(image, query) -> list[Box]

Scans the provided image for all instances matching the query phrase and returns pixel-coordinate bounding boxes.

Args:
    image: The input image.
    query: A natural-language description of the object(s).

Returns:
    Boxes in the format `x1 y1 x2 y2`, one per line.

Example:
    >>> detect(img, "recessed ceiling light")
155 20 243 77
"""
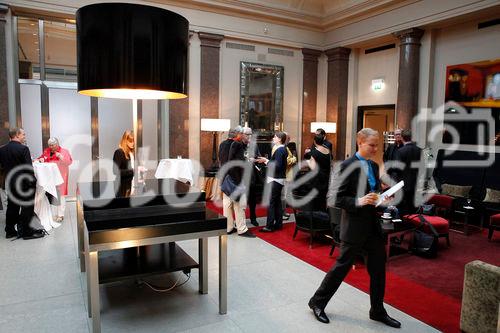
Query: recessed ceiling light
30 23 35 26
34 41 38 44
33 33 37 36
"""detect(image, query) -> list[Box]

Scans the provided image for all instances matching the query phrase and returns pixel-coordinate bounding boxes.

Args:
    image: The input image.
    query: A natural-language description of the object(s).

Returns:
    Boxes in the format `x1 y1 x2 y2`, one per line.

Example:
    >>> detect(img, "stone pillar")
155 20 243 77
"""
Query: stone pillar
169 32 194 160
301 48 322 155
0 5 9 145
198 32 223 170
393 28 424 130
325 47 350 160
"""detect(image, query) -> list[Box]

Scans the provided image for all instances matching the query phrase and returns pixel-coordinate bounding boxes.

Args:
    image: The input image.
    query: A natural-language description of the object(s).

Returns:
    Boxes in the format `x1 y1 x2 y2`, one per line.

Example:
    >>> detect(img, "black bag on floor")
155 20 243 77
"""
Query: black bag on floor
412 214 439 258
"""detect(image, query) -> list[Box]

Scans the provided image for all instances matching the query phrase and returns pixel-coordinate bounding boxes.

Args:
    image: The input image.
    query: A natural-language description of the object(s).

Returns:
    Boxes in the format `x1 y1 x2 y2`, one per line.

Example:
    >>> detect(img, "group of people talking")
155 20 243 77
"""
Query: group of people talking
218 126 411 329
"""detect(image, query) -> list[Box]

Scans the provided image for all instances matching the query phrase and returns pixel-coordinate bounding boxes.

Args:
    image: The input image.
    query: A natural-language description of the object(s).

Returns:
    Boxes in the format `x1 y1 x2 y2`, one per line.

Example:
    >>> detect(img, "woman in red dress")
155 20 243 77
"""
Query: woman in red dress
37 137 72 222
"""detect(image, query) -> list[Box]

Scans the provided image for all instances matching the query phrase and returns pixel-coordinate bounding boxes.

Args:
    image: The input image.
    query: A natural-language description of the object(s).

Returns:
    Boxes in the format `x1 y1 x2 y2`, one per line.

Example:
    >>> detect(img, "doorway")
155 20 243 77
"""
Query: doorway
357 105 395 167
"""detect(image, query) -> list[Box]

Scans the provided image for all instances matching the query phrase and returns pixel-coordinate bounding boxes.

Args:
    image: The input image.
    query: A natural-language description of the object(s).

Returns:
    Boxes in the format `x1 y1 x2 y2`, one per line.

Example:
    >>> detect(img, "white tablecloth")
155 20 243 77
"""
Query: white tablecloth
33 162 64 231
155 159 195 184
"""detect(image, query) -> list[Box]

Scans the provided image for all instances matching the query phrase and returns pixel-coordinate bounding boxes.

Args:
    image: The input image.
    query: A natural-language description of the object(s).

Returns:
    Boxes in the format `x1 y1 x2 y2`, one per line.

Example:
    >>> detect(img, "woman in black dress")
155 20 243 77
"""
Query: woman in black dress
308 133 332 211
113 131 135 195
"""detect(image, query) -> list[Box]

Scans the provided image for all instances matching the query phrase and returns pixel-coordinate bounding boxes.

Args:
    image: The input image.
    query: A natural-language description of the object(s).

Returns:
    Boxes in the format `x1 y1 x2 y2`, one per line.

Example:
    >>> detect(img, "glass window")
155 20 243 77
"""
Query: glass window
44 20 77 81
17 18 40 79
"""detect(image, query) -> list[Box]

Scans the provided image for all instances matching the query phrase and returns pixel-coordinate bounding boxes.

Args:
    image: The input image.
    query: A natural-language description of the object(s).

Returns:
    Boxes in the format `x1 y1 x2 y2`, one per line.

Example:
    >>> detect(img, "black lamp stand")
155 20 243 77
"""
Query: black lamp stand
208 131 219 173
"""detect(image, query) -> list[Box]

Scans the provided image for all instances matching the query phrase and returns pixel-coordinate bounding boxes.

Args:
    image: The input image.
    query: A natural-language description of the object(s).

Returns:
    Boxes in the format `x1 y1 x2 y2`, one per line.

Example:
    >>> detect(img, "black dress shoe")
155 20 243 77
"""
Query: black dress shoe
259 227 273 233
308 300 329 324
369 313 401 328
238 230 256 238
227 228 237 235
5 230 17 239
21 229 46 240
250 220 259 227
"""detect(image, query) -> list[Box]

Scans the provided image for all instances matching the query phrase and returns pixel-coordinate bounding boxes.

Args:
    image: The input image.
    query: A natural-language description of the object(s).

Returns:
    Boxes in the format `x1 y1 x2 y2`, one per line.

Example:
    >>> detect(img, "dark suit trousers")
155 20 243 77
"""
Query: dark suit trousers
310 234 387 314
248 184 258 222
5 190 35 233
266 181 284 229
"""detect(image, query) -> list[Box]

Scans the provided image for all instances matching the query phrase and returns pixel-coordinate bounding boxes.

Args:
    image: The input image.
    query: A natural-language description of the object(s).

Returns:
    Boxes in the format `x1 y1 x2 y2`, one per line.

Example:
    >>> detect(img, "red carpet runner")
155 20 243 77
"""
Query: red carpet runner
206 201 500 332
252 223 500 333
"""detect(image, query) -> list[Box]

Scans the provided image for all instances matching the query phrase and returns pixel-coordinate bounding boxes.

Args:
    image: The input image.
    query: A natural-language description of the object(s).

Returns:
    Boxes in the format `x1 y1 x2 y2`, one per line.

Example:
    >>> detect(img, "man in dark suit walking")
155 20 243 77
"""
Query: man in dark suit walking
0 128 44 239
308 128 401 328
395 129 422 215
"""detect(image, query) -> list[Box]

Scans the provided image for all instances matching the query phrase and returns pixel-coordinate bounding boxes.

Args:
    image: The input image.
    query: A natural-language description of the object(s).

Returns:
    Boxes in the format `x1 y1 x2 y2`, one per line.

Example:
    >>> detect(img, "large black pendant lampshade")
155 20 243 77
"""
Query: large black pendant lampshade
76 3 189 99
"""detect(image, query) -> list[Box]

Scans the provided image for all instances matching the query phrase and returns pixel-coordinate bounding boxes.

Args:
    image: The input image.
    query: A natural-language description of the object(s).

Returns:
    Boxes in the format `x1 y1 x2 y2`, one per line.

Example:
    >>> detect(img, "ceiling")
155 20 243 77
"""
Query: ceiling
149 0 419 31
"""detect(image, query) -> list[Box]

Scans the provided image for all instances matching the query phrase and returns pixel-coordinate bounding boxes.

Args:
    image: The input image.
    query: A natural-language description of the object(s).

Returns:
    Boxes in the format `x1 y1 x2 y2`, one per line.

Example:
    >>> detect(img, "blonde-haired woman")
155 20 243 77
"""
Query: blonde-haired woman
113 130 135 180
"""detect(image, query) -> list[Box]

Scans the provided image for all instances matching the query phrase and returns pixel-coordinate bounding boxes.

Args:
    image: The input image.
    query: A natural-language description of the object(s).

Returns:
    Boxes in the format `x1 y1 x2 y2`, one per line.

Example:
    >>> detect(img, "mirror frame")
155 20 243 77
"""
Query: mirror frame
239 61 284 138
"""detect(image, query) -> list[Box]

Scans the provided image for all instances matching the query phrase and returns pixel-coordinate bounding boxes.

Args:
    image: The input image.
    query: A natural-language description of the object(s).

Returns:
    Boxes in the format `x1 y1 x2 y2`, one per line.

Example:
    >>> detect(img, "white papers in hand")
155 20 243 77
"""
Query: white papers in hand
376 181 404 207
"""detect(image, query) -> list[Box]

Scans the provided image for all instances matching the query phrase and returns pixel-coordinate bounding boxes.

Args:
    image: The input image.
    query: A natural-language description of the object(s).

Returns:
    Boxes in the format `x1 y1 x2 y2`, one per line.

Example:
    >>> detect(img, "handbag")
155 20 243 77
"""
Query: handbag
411 214 439 258
419 204 436 216
220 175 246 200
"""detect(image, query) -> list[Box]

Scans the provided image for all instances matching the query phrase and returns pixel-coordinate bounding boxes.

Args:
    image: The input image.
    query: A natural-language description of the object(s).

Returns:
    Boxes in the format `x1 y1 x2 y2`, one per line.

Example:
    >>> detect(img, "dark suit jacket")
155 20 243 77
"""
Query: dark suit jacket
218 139 233 167
0 141 35 190
334 155 381 245
383 143 401 163
112 148 133 179
227 140 246 184
395 142 422 212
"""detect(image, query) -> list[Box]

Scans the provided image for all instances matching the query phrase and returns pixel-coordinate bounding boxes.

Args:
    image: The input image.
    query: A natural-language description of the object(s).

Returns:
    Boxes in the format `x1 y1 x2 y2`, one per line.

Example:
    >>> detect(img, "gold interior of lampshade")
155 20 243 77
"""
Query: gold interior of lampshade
79 89 187 99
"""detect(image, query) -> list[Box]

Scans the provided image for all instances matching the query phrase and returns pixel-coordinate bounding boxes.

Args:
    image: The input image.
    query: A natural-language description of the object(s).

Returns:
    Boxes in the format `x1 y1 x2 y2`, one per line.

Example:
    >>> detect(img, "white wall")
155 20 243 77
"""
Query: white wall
19 83 42 157
432 20 500 110
316 54 327 122
220 39 303 143
356 47 399 107
188 33 201 162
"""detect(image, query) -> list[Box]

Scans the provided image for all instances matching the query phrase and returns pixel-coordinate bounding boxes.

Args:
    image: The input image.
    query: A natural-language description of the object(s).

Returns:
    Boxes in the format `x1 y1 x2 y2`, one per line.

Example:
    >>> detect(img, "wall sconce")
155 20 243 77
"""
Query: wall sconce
310 122 336 134
372 78 385 92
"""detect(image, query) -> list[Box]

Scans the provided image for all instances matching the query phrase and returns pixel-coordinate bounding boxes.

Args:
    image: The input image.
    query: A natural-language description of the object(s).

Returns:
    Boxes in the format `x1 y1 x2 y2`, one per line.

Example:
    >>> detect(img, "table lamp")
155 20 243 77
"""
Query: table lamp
310 122 337 134
201 118 231 172
76 3 189 186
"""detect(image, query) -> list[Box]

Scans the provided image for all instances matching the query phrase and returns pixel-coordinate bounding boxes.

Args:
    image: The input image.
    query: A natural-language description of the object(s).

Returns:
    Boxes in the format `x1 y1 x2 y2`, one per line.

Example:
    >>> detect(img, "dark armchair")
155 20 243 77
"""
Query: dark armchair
291 195 331 248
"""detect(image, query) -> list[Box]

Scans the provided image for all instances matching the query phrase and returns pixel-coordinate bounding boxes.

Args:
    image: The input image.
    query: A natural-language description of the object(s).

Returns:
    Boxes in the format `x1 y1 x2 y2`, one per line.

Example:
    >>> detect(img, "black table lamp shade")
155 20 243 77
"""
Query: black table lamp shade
76 3 189 99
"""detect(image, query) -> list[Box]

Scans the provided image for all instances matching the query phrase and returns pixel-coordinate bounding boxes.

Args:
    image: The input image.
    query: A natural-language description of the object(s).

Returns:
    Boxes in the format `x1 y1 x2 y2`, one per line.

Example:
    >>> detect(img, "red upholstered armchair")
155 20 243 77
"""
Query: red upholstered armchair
488 214 500 241
404 214 451 246
427 194 455 219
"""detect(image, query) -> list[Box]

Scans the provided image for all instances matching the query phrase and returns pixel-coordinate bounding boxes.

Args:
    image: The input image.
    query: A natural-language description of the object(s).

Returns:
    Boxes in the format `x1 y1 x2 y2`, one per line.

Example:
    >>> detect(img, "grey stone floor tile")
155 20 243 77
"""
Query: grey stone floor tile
0 198 440 333
0 258 82 306
99 276 226 333
177 319 243 333
0 293 89 333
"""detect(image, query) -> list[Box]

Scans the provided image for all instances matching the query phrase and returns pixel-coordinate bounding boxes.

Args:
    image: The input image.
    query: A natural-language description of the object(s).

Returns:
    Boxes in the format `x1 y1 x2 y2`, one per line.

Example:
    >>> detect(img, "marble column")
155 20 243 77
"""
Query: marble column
301 49 322 155
325 47 350 160
199 32 224 171
169 33 194 160
393 28 424 130
0 5 9 145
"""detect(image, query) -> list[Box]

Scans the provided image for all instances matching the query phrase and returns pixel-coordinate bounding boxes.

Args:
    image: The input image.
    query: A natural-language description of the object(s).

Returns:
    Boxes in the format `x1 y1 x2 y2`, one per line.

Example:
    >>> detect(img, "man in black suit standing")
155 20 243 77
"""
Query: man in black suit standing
308 128 401 329
382 128 403 178
0 128 44 239
395 129 422 215
218 128 237 167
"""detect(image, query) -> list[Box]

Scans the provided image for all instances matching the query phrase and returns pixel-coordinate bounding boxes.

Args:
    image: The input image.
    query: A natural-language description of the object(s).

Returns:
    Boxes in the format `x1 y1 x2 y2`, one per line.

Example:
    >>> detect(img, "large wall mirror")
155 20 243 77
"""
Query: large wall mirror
240 62 284 138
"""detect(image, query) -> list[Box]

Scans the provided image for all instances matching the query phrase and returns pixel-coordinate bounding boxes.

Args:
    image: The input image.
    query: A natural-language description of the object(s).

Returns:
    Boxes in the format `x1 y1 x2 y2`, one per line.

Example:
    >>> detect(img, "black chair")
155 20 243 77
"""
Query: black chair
291 195 331 248
327 207 342 256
